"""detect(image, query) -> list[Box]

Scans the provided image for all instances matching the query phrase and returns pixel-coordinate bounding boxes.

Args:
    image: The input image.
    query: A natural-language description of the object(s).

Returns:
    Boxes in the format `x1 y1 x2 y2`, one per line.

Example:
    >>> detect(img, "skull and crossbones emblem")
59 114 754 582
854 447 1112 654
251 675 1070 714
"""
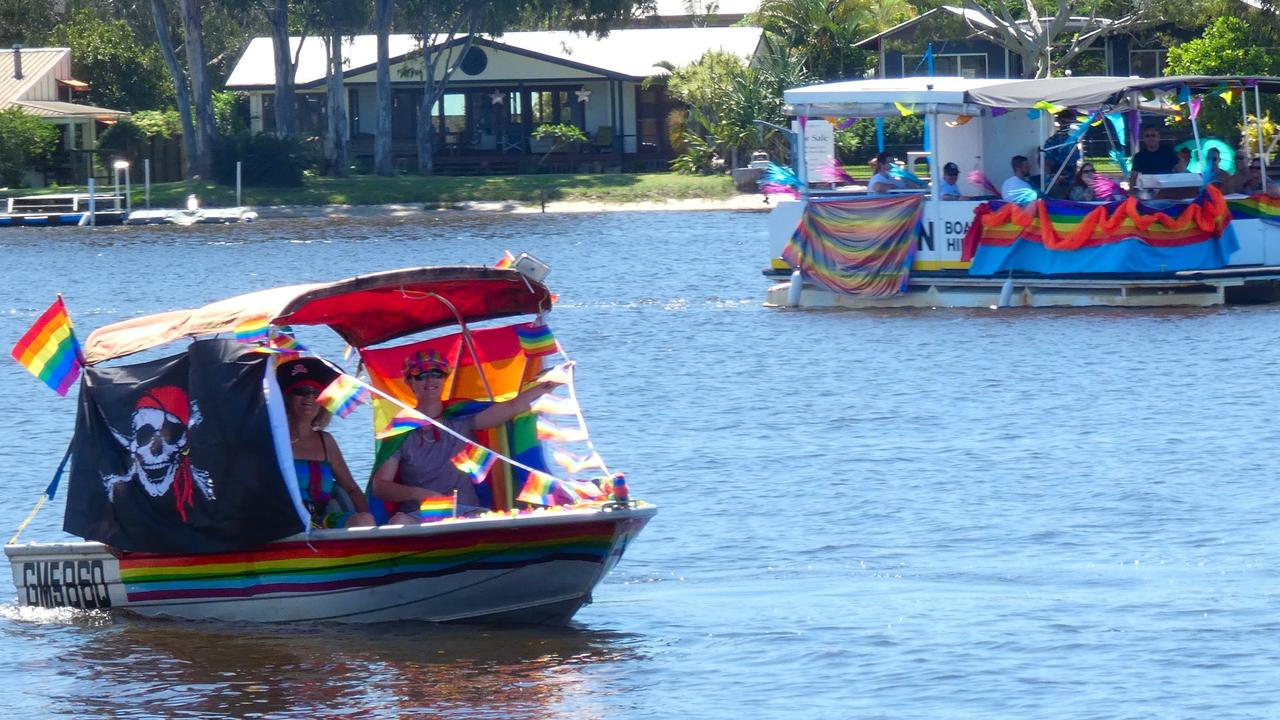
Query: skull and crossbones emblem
104 385 214 518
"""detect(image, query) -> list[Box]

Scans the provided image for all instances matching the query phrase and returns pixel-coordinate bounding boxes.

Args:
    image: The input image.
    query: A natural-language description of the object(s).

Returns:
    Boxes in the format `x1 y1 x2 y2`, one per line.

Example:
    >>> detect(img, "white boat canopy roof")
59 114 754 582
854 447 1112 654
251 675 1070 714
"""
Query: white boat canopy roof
785 75 1280 118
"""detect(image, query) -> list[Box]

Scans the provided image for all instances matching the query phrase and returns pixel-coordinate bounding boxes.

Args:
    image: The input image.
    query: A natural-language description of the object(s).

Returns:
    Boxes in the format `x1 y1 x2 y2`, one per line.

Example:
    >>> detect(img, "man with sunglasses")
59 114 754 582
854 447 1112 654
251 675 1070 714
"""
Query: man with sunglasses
371 349 563 523
1129 125 1181 191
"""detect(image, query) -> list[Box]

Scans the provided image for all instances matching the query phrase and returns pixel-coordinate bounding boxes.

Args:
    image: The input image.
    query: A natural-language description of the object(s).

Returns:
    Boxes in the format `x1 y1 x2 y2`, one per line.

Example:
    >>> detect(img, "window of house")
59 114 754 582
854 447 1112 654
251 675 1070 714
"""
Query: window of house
1063 49 1107 77
1129 49 1167 77
530 89 580 126
261 93 276 133
298 94 326 135
902 53 988 79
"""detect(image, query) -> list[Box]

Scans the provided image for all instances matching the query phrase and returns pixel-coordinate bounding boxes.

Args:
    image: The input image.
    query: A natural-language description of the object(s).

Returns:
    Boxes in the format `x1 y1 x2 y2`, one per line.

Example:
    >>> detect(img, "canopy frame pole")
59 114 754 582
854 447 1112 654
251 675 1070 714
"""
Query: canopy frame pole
1241 85 1250 166
421 292 495 401
1188 86 1204 173
1256 84 1267 193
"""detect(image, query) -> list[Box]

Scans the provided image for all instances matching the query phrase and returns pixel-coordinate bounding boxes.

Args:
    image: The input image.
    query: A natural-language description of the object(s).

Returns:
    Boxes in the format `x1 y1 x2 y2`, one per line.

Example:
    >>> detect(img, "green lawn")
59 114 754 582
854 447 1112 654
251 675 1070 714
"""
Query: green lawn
3 172 739 208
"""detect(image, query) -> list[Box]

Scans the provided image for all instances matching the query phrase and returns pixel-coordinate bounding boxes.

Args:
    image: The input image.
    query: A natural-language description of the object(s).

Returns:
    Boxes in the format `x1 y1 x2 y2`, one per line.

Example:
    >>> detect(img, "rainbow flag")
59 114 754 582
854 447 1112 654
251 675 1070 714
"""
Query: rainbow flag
269 327 305 353
517 470 558 505
495 250 516 269
515 322 557 357
537 419 587 443
318 373 371 418
376 409 431 439
234 316 270 344
11 296 84 396
553 450 605 474
418 495 455 522
530 393 579 416
451 444 497 483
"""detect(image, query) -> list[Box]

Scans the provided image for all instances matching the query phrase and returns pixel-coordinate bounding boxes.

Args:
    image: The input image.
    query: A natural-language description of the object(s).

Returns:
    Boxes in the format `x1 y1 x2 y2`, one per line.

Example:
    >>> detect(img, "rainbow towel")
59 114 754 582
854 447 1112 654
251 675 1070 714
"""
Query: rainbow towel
515 322 557 357
451 444 496 483
782 195 924 297
318 374 371 418
10 296 83 396
418 495 455 522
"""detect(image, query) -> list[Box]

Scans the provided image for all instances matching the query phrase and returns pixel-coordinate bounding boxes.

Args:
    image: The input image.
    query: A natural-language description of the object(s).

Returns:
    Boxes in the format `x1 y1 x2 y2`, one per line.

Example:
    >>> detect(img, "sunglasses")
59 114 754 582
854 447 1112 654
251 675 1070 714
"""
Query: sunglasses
409 369 447 381
289 386 321 398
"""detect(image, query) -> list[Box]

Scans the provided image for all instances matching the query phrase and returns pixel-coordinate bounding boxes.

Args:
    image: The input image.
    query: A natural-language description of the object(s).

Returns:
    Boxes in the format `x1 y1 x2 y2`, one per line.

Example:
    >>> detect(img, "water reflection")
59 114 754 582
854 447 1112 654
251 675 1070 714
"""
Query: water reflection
26 615 641 718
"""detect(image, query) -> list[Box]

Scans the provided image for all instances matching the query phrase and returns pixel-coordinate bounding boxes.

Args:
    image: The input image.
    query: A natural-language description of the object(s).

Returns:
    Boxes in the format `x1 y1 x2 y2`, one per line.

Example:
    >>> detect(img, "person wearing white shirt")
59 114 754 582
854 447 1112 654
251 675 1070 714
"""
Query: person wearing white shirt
1001 155 1036 202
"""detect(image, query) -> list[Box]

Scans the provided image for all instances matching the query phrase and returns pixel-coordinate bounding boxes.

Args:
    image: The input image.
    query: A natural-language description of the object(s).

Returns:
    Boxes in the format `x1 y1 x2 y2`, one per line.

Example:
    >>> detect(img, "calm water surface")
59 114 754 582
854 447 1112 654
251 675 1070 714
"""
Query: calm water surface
0 209 1278 718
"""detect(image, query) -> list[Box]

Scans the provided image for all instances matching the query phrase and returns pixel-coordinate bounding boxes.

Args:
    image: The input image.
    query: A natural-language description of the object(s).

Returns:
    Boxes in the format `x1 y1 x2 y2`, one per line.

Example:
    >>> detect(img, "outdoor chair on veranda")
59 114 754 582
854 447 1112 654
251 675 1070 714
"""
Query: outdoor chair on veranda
590 127 614 153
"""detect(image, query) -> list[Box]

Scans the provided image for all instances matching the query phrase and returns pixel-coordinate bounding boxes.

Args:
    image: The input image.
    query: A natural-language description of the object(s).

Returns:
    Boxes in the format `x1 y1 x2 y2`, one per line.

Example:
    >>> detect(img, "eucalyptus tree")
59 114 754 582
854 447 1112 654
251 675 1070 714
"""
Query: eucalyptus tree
396 0 652 175
374 0 394 175
953 0 1154 78
749 0 914 80
149 0 198 178
297 0 369 176
175 0 217 177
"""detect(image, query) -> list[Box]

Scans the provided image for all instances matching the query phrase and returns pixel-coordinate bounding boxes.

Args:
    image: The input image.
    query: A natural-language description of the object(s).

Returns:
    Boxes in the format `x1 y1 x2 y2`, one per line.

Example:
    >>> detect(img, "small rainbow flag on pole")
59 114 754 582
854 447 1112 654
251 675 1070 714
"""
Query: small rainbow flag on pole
515 322 557 357
376 409 432 439
517 471 558 505
418 492 456 522
451 444 496 484
495 250 516 269
11 296 84 396
234 316 270 344
318 373 371 418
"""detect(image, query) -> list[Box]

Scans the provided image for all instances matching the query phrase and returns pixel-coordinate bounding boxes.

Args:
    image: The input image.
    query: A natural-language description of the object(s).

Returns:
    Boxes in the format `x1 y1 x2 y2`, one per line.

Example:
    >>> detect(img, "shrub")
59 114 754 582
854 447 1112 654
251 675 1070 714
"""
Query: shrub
0 108 59 187
214 133 307 187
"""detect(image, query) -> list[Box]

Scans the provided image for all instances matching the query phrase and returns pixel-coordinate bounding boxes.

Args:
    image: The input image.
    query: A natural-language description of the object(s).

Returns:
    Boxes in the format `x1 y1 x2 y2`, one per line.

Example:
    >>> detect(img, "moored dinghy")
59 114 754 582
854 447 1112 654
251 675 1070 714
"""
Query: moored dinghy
6 262 655 624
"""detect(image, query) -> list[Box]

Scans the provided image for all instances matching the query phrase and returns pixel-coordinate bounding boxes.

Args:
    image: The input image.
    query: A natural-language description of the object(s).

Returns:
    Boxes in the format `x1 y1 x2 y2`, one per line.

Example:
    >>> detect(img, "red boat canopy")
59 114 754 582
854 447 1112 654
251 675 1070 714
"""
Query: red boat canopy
83 266 553 365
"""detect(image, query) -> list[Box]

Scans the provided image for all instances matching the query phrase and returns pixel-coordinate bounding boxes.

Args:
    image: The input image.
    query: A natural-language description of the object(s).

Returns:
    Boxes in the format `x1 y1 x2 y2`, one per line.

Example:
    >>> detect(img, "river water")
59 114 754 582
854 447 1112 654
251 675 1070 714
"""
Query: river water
0 209 1278 718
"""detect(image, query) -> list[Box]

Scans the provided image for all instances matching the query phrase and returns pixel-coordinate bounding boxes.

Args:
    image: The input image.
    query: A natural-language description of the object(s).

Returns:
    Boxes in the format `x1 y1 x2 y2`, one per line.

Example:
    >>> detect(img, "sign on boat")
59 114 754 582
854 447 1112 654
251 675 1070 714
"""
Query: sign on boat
765 75 1280 308
5 261 654 625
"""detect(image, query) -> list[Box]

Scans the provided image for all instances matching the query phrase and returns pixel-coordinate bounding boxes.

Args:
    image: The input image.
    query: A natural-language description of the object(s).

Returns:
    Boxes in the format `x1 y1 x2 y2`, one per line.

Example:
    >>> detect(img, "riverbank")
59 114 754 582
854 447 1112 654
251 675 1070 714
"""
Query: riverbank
256 193 770 218
3 171 744 209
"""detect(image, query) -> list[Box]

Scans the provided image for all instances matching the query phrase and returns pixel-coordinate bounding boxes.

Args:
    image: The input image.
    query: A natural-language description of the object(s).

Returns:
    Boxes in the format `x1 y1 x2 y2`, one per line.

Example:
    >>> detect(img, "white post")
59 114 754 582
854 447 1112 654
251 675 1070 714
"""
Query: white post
113 166 121 211
87 178 96 227
1256 85 1267 193
144 158 151 209
236 161 242 207
124 165 131 213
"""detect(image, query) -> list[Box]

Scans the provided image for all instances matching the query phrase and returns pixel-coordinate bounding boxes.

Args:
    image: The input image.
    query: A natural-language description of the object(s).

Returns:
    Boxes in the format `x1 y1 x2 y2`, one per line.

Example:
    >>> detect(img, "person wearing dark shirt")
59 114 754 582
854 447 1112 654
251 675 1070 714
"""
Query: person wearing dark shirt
1129 126 1181 189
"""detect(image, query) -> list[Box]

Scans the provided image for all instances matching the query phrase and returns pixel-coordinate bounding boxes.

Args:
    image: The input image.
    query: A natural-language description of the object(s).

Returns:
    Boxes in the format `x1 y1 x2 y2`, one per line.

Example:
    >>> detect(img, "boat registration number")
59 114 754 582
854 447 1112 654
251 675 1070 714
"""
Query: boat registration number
20 560 112 610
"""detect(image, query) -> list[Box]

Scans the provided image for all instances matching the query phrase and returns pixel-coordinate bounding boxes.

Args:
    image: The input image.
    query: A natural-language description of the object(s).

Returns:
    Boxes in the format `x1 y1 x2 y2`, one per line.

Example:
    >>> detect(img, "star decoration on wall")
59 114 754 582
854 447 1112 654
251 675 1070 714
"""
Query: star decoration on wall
490 91 506 105
575 88 592 104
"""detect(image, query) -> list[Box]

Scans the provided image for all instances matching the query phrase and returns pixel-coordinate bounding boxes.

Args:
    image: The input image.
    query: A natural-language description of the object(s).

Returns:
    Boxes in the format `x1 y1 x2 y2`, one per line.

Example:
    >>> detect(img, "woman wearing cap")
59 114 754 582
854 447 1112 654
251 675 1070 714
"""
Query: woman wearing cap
278 358 375 529
371 349 564 523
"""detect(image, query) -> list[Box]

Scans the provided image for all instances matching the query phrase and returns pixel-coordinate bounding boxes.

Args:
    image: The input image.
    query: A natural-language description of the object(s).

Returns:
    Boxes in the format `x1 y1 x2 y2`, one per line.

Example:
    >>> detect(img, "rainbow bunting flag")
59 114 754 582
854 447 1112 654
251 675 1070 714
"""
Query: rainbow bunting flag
318 373 371 418
553 449 605 474
376 409 432 439
269 327 305 353
418 494 456 522
515 322 557 357
451 444 496 483
10 296 84 396
495 250 516 269
537 419 588 443
530 394 579 416
532 362 573 386
234 316 270 344
517 470 558 505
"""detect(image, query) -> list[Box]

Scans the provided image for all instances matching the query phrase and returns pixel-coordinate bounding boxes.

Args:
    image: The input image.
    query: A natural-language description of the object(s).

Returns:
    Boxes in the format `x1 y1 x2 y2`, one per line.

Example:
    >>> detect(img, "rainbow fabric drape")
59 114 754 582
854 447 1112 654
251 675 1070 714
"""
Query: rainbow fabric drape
964 187 1237 275
781 196 923 297
1227 193 1280 223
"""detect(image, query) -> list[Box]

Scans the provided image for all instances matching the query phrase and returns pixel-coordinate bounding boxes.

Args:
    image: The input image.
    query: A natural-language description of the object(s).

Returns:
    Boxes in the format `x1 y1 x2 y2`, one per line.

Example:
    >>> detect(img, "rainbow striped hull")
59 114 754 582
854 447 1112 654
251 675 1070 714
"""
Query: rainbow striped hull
5 505 655 625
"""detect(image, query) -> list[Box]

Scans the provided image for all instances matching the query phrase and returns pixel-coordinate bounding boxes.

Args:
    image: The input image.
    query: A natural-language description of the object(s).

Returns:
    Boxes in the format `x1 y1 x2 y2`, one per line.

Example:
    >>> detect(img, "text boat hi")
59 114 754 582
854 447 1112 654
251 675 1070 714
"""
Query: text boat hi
7 263 655 624
766 75 1280 308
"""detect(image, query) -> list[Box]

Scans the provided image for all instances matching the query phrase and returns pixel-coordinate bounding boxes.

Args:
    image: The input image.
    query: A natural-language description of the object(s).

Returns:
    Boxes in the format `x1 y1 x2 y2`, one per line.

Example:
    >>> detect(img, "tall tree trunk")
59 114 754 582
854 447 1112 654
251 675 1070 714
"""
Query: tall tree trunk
179 0 215 178
267 0 297 137
374 0 393 175
325 34 349 177
416 81 436 175
149 0 197 179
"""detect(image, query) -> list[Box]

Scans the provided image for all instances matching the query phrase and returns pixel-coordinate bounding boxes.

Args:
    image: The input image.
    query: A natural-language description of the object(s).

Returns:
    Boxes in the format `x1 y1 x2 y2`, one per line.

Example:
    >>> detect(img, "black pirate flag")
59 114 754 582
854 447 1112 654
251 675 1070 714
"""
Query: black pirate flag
64 339 305 553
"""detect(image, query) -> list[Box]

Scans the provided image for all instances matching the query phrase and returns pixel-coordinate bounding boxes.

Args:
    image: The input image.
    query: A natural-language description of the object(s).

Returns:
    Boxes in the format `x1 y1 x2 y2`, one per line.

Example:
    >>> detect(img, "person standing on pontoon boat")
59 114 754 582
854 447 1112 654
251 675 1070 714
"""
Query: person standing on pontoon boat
1129 126 1182 189
279 358 377 529
1001 155 1036 202
371 350 564 524
867 152 926 194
